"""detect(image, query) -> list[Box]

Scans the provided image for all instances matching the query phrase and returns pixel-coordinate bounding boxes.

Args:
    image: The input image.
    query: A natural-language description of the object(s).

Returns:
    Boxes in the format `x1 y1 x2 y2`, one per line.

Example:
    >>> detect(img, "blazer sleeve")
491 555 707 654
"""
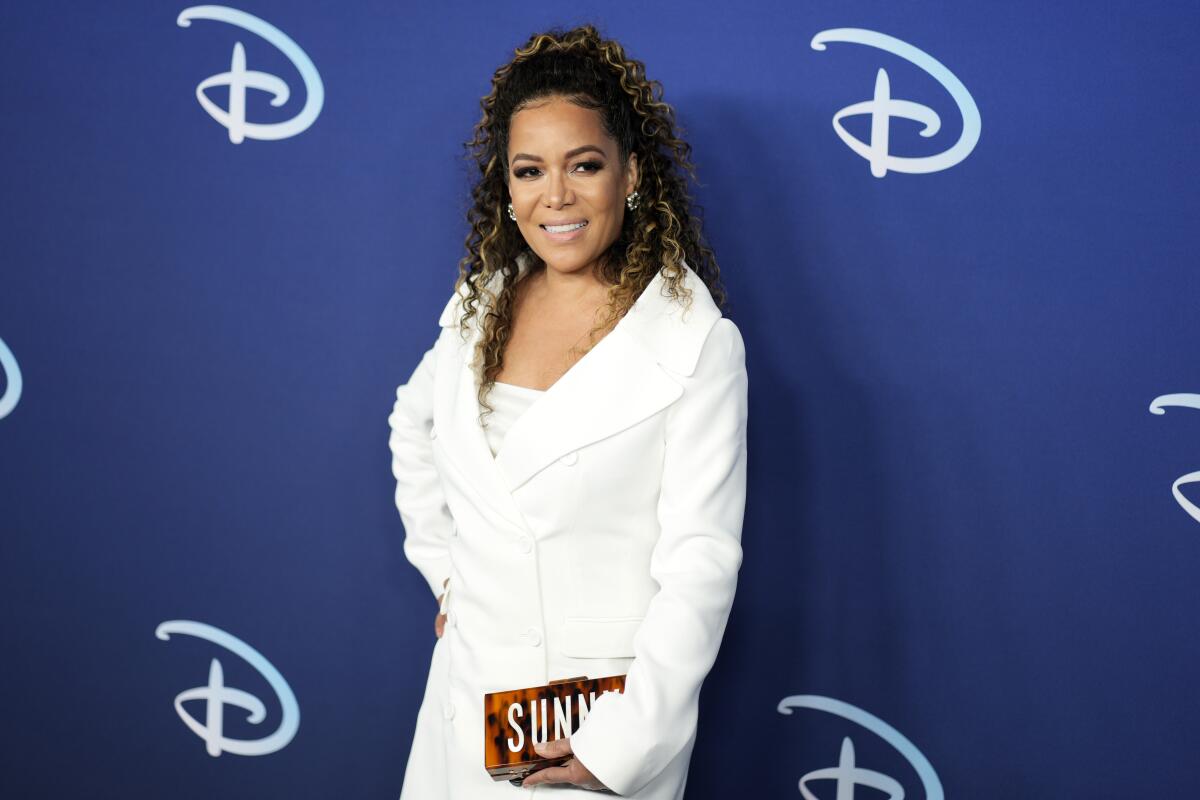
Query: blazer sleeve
568 316 749 796
387 328 455 602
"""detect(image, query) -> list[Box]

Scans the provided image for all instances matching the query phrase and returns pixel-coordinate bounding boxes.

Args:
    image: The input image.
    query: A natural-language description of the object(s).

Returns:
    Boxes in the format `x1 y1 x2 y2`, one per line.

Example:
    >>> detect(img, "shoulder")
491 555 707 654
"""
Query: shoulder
697 317 746 373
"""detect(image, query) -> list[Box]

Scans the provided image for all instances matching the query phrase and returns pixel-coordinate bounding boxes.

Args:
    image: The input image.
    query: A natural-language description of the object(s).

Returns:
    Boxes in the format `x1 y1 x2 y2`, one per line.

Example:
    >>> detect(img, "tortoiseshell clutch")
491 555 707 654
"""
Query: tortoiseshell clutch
484 673 626 783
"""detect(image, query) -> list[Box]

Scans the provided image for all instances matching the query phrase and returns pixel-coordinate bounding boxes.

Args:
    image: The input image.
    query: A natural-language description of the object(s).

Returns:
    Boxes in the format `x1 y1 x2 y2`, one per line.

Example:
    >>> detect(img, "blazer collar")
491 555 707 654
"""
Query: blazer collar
435 252 723 497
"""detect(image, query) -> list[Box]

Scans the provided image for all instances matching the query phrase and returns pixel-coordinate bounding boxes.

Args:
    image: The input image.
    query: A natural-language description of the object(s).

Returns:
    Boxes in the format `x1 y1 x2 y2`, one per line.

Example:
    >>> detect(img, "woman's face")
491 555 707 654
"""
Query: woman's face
506 96 638 281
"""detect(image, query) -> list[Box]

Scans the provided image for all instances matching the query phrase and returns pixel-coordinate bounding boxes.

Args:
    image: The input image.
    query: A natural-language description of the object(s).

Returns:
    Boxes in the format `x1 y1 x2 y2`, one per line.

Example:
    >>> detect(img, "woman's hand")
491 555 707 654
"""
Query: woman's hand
435 577 449 638
520 738 611 791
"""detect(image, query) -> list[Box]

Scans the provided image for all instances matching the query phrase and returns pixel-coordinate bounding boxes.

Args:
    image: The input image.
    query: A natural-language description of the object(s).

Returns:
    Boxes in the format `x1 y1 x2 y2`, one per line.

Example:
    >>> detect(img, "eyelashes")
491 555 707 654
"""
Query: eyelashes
513 161 604 179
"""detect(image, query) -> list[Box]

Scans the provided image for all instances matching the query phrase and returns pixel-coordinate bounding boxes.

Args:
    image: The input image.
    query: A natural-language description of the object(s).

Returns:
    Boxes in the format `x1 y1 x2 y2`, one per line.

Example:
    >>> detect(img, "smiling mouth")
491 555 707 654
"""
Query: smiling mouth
540 220 589 233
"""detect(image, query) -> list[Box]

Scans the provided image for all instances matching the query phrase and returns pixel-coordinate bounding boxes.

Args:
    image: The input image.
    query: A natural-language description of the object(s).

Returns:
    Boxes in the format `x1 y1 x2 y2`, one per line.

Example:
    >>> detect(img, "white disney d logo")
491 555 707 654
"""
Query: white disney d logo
778 695 943 800
156 620 300 756
811 28 981 177
0 336 22 420
1149 393 1200 523
177 5 324 143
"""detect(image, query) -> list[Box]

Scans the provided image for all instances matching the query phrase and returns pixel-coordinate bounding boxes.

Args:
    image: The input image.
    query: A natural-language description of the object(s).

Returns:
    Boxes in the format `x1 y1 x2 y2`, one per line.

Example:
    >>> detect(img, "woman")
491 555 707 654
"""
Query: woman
388 24 748 799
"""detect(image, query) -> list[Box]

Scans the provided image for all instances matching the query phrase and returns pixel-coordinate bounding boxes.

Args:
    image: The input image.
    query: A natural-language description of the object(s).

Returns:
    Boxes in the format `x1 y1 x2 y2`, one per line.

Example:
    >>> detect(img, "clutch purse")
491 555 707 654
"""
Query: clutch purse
484 673 626 783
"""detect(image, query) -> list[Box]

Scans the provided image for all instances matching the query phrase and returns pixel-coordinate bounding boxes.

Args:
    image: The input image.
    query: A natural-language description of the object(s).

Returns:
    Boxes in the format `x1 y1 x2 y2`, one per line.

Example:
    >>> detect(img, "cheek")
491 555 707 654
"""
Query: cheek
586 191 622 223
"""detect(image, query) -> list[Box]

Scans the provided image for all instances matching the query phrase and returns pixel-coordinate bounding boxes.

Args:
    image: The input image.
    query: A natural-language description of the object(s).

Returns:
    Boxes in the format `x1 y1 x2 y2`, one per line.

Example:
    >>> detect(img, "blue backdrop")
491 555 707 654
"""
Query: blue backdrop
2 1 1197 797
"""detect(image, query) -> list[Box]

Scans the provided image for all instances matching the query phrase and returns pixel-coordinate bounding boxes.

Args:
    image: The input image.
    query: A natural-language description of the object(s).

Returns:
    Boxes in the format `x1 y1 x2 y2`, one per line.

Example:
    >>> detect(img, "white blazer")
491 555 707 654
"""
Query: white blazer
389 253 748 799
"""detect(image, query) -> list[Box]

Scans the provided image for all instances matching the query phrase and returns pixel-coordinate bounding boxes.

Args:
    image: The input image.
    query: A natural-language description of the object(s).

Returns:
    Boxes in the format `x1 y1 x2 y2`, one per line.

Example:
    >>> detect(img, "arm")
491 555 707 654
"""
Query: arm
568 317 749 796
387 331 456 601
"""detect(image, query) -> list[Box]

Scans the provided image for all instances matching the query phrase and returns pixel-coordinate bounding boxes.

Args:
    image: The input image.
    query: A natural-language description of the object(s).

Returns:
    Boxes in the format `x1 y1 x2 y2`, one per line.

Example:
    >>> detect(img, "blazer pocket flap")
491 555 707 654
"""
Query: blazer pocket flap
558 616 644 658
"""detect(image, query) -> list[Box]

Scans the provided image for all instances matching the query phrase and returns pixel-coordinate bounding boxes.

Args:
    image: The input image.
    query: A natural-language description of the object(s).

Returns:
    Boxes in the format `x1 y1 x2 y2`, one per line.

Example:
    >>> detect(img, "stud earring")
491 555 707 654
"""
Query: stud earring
625 191 640 211
507 202 516 221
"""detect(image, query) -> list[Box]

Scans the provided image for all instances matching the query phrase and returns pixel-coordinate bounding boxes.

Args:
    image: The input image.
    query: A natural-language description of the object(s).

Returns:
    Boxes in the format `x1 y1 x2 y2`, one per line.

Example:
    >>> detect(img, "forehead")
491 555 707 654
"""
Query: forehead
507 97 614 154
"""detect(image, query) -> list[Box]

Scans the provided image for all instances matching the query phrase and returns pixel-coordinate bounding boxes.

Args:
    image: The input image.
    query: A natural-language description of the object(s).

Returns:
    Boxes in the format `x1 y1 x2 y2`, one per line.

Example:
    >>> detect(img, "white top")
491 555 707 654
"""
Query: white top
483 380 545 457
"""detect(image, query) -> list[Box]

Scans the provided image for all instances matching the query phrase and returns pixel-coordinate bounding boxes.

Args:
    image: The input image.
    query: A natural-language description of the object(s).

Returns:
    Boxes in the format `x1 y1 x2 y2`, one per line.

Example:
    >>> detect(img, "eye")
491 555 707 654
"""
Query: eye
574 161 603 174
514 166 540 179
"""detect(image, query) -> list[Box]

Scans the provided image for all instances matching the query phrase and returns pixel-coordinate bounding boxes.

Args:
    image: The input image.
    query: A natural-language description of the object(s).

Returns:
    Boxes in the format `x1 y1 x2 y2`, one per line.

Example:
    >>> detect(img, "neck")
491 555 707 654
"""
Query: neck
530 259 610 305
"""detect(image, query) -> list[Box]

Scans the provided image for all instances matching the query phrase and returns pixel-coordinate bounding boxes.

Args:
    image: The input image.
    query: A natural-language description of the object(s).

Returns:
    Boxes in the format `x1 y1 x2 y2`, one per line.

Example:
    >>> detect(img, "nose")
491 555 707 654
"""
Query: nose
543 168 573 208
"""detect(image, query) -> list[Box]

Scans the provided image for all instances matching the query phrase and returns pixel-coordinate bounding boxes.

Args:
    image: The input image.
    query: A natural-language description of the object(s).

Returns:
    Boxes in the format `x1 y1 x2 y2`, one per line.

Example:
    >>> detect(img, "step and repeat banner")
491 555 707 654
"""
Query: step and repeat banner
2 1 1197 797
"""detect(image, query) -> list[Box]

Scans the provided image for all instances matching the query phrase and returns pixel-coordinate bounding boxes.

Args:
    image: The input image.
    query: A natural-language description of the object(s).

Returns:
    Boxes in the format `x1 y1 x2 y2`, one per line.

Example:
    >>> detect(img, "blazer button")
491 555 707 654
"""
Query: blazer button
520 627 542 647
429 425 438 440
442 702 455 720
559 450 578 466
516 536 533 554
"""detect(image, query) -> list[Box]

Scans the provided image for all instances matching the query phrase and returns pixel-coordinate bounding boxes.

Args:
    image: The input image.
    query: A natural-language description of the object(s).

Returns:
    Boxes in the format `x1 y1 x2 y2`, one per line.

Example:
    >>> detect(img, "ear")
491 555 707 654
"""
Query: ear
624 151 639 196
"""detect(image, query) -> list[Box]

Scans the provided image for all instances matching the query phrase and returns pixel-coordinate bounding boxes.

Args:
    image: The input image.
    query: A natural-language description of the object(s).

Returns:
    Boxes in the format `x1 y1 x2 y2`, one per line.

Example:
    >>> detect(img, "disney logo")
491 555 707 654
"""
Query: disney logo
0 336 21 420
156 620 300 756
1149 393 1200 523
811 28 981 177
777 694 943 800
177 6 324 143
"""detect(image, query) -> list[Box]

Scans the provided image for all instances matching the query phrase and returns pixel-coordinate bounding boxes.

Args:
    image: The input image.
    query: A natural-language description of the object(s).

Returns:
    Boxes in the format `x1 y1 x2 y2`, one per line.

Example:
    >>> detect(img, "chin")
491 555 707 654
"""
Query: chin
536 252 595 275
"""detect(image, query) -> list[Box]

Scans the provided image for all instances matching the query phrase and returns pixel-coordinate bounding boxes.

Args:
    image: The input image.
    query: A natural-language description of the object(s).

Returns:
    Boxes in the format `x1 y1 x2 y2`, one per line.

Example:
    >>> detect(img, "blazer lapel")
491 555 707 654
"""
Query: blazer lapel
436 253 723 504
433 277 529 529
494 326 682 492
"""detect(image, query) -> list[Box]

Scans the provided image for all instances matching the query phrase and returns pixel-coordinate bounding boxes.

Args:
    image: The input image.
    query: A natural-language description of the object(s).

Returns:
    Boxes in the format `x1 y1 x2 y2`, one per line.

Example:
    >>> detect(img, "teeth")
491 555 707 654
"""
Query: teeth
543 221 587 233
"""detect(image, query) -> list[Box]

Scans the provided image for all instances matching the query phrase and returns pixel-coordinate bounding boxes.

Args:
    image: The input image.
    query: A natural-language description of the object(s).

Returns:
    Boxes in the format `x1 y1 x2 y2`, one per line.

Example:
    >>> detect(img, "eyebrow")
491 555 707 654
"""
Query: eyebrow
510 145 607 165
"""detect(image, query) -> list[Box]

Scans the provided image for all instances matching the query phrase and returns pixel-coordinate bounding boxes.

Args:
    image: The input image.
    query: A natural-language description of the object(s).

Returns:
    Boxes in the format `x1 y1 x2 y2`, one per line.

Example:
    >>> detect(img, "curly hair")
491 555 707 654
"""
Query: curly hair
452 23 726 426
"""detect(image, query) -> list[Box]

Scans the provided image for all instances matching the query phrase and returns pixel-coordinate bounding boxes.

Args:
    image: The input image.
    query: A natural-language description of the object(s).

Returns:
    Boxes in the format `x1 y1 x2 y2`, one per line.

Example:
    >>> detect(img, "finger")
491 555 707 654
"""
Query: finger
435 613 445 638
533 737 573 758
521 764 575 787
